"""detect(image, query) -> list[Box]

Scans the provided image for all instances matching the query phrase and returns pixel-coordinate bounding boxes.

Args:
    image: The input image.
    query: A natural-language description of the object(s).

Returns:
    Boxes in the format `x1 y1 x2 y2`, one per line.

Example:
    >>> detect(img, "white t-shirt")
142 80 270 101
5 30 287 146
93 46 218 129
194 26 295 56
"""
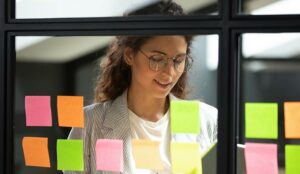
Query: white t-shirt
128 108 171 174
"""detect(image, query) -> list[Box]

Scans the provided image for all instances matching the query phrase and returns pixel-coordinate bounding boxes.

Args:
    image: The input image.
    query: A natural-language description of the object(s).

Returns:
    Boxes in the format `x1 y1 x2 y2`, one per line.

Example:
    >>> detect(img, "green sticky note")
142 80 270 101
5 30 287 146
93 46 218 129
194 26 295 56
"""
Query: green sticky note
171 142 202 174
170 101 200 134
285 145 300 174
57 139 84 171
245 103 278 139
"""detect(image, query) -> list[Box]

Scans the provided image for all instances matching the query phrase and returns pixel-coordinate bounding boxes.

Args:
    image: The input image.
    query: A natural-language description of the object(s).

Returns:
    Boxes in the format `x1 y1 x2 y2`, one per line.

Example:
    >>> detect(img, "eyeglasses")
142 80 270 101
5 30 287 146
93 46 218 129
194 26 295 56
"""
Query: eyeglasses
138 49 187 73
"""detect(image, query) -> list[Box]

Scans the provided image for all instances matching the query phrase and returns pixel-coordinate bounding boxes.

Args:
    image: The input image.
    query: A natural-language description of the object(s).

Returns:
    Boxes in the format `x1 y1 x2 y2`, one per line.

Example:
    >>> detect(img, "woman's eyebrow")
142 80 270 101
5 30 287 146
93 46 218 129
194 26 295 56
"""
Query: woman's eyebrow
150 50 186 55
149 50 167 55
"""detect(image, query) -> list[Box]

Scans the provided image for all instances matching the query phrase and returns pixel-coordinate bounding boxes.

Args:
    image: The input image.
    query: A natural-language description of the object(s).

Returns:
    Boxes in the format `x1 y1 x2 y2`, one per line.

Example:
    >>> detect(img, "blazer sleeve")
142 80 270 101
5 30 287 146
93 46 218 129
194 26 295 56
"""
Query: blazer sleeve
204 102 218 144
199 102 218 147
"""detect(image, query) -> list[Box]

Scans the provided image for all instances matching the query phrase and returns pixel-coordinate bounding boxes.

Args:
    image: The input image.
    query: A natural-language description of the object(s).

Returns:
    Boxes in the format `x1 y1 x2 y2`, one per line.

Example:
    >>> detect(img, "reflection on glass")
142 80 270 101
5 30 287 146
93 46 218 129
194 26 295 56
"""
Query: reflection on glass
15 35 219 173
242 0 300 15
238 33 300 174
16 0 218 19
242 33 300 59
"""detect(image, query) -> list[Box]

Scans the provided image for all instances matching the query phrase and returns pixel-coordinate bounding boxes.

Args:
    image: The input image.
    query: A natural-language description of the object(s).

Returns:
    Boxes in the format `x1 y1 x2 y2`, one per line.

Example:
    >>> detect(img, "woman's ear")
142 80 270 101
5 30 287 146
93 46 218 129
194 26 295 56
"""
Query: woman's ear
123 47 134 65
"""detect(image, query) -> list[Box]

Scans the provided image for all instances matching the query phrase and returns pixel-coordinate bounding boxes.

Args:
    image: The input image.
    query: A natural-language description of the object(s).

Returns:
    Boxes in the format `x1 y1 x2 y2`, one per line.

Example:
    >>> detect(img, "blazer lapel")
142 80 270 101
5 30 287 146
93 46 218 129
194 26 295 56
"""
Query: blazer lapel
101 90 134 174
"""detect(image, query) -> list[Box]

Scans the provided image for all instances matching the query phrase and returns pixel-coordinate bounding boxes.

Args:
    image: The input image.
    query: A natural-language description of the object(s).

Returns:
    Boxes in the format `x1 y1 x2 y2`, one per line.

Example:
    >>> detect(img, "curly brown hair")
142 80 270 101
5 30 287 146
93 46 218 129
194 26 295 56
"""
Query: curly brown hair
94 1 194 102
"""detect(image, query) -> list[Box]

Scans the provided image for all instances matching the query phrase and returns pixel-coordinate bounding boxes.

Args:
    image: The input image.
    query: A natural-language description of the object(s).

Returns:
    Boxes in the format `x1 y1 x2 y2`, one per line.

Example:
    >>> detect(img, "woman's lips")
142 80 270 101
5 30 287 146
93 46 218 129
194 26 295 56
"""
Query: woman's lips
154 79 172 88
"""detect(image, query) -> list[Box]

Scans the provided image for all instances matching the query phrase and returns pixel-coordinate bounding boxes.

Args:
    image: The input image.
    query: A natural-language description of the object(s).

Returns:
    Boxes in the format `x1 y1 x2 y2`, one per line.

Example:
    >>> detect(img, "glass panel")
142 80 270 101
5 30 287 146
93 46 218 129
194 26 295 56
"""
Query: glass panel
16 0 218 19
15 34 219 173
241 0 300 15
238 33 300 174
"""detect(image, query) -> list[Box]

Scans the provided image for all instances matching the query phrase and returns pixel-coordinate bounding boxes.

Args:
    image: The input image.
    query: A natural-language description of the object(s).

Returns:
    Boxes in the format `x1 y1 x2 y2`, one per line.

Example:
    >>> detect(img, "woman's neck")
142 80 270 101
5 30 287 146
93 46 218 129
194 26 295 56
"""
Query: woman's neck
127 86 169 122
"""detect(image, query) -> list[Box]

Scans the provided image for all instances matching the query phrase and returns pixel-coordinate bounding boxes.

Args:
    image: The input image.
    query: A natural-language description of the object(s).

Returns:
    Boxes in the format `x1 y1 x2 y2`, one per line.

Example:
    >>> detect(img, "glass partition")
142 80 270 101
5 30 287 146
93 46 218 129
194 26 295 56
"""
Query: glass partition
15 34 219 173
241 0 300 15
238 33 300 174
16 0 218 19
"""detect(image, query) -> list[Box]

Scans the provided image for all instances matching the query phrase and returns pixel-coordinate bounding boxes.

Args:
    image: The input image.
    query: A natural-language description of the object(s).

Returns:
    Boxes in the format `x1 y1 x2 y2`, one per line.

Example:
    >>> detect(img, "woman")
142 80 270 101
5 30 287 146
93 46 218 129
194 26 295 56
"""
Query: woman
66 1 217 174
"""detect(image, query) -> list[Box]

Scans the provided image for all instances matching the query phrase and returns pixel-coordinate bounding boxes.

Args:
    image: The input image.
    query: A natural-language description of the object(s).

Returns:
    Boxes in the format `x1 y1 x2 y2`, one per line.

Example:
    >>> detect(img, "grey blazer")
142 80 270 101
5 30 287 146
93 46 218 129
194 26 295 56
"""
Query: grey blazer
64 90 218 174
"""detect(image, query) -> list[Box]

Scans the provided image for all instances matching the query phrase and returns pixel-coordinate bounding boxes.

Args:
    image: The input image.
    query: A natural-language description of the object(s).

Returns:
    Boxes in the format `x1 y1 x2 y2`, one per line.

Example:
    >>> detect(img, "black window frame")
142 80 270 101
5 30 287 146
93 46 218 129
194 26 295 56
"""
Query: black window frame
1 0 300 174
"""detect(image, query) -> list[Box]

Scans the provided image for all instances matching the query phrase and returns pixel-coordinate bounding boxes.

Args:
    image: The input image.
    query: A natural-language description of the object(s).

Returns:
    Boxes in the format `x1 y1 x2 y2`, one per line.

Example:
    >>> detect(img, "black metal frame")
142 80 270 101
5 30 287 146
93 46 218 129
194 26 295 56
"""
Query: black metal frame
1 0 300 173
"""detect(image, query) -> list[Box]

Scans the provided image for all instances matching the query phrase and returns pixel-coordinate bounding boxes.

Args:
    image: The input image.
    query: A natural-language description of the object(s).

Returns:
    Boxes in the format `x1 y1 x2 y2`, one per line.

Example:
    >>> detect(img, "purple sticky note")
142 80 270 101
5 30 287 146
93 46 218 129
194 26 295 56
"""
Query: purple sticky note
25 96 52 126
96 139 123 172
245 143 278 174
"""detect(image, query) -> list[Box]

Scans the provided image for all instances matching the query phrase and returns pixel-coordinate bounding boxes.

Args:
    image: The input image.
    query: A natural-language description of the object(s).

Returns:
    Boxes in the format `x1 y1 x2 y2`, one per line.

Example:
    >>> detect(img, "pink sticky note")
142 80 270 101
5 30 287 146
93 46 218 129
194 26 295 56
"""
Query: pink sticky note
25 96 52 126
245 143 278 174
96 139 123 172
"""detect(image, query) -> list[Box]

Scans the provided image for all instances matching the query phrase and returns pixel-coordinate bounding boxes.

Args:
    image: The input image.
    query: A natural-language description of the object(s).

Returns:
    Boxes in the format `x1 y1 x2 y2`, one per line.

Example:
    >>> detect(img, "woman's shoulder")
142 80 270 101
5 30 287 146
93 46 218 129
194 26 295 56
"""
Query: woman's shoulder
84 101 111 112
199 102 218 119
83 100 113 121
199 102 218 134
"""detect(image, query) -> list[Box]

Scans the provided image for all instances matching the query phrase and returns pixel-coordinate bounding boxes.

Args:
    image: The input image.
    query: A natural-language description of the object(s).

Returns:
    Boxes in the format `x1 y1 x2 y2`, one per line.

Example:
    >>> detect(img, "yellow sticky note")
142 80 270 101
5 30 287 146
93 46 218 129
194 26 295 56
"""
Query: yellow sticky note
284 102 300 139
22 137 50 168
131 139 163 170
171 142 202 174
57 96 84 128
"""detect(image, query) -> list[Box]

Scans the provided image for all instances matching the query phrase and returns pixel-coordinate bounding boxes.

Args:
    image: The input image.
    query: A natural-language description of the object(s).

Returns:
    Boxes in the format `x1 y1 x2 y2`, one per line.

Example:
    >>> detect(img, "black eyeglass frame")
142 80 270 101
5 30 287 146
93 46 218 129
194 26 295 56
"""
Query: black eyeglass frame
137 48 190 73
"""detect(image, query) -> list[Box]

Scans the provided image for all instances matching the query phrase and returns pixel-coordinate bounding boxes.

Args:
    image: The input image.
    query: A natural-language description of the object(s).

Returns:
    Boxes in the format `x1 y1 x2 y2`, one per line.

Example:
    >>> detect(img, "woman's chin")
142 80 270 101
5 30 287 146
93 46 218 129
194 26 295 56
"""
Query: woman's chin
152 89 171 99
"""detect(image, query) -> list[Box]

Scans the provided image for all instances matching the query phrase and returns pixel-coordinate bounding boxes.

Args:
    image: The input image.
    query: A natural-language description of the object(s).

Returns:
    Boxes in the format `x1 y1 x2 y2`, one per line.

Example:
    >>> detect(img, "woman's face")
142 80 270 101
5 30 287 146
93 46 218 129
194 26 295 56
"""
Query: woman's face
125 35 188 99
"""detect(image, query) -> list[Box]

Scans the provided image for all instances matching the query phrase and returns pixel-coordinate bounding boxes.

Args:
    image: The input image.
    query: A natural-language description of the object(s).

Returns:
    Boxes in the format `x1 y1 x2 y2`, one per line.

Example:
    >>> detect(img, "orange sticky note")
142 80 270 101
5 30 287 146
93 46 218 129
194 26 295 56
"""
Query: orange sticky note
57 96 84 128
284 102 300 138
131 139 163 170
22 137 50 167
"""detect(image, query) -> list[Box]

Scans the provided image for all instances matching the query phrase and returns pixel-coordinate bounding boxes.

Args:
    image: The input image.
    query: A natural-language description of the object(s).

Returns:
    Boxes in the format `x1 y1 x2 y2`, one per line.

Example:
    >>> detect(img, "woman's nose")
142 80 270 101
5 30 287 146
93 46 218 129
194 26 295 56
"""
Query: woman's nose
162 59 176 74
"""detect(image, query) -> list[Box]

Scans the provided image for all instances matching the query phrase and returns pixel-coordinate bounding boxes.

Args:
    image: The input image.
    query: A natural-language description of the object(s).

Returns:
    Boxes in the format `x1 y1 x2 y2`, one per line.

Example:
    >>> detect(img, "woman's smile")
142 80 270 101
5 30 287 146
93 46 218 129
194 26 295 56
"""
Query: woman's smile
154 79 173 90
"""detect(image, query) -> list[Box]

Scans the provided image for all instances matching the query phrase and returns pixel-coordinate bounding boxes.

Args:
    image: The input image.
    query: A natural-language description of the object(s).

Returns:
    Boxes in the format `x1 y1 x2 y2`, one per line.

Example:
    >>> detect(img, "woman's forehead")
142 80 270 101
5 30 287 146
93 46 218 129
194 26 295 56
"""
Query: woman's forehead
141 36 188 52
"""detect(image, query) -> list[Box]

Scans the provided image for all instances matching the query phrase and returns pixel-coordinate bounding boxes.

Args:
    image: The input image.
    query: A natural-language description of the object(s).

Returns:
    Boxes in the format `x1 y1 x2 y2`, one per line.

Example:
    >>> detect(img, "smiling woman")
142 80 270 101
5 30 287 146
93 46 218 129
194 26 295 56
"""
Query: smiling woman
66 34 218 173
63 2 218 174
95 35 193 103
99 35 191 122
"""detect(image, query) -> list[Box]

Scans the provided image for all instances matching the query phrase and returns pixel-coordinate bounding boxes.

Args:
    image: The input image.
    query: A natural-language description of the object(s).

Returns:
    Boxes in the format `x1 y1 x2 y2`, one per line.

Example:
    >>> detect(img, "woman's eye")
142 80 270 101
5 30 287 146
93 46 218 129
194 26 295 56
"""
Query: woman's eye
174 56 186 63
150 55 164 61
174 59 183 64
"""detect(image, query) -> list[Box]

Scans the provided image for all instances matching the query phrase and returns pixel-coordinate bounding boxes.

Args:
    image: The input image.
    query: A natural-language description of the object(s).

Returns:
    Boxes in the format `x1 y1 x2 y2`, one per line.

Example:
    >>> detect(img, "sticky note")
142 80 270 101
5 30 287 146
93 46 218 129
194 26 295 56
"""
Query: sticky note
171 142 202 174
22 137 50 167
285 145 300 174
245 143 278 174
57 139 84 171
245 103 278 139
96 139 123 172
57 96 84 128
25 96 52 126
284 102 300 139
170 101 200 134
191 165 202 174
131 139 163 170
